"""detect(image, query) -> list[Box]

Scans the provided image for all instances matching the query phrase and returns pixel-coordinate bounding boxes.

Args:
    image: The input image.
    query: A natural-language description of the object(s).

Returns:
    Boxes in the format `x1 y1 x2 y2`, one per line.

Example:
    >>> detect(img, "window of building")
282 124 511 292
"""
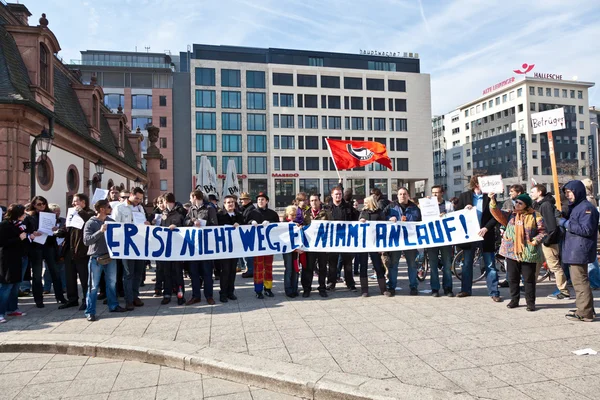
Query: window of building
131 95 152 109
305 115 318 129
546 88 552 97
273 114 279 128
394 99 407 112
160 159 168 170
132 117 152 131
277 93 292 107
222 134 242 152
367 118 372 131
517 88 522 97
554 88 559 97
368 61 396 71
530 102 536 111
273 72 293 86
195 156 217 174
160 138 167 148
247 92 266 109
272 93 279 107
396 158 409 171
537 87 544 96
304 94 318 108
248 156 267 174
374 118 386 131
495 97 500 105
321 75 340 88
280 136 295 149
502 94 507 103
344 116 350 130
158 180 167 191
304 157 319 171
246 70 265 88
386 79 406 93
327 95 341 109
578 106 584 114
247 135 266 152
273 156 280 170
246 114 266 131
194 90 215 108
40 44 49 91
221 69 241 87
580 121 585 130
196 134 216 152
297 74 317 87
159 117 167 127
221 91 241 108
395 118 407 131
104 94 124 109
562 89 567 98
578 90 583 99
297 115 303 129
570 90 575 98
529 86 535 95
373 98 385 111
222 156 242 173
366 78 384 91
280 114 294 128
159 95 167 107
195 68 215 86
351 117 364 130
297 94 304 108
221 112 241 130
281 157 295 170
308 57 323 67
328 116 341 130
344 77 363 90
351 97 363 110
518 104 523 112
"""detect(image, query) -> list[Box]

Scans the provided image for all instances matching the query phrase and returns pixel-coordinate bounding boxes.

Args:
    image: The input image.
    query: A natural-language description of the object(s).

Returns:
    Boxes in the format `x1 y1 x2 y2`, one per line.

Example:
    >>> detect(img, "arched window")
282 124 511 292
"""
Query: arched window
40 44 49 91
92 95 99 128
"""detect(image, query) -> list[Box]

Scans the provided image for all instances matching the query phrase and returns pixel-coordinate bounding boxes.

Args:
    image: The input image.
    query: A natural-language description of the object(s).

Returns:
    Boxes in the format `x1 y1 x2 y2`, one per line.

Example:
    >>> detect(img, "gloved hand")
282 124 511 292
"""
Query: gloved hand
558 218 569 228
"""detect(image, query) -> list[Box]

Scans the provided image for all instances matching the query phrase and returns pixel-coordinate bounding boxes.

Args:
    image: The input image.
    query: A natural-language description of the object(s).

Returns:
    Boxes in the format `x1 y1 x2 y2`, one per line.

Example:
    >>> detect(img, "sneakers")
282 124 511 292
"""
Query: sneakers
6 310 26 317
548 292 571 300
110 306 127 313
86 314 97 322
256 292 264 299
318 290 328 298
409 288 418 296
264 289 274 297
565 313 594 322
431 290 440 297
161 297 171 305
0 316 6 324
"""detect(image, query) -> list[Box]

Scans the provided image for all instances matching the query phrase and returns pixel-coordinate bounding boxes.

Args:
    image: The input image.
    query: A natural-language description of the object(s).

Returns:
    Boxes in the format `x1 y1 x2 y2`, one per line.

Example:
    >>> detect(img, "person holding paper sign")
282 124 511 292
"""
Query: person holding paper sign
426 186 455 297
383 187 422 296
455 176 502 302
489 192 546 312
25 196 67 308
113 187 149 311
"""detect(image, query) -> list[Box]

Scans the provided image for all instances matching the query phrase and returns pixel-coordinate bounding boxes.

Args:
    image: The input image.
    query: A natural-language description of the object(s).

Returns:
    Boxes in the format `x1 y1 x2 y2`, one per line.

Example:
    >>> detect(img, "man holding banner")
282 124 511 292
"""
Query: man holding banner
456 176 502 302
301 194 331 298
216 195 244 303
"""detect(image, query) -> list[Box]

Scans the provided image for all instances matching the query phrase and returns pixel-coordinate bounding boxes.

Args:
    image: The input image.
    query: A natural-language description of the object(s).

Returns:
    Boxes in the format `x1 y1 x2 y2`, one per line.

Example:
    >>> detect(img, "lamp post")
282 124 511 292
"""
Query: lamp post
134 176 141 187
591 121 599 198
23 128 54 199
86 158 106 189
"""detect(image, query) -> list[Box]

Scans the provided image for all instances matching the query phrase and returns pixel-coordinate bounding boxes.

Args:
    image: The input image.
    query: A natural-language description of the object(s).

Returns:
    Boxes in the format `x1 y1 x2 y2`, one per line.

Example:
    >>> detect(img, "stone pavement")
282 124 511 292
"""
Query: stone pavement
0 352 304 400
0 256 599 399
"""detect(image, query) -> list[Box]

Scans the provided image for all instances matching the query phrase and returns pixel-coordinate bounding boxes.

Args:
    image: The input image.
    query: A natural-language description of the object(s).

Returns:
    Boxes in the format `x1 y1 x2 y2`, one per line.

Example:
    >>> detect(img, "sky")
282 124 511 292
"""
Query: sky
21 0 600 115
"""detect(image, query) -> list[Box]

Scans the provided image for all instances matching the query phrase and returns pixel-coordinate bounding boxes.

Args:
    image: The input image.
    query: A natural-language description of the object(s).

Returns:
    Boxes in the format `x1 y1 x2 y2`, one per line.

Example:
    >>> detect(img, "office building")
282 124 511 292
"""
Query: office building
179 45 433 207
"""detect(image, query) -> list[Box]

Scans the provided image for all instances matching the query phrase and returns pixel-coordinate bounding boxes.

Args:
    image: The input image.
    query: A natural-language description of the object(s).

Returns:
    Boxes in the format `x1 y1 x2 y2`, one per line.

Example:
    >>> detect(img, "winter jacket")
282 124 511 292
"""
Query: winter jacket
217 210 245 226
246 207 280 224
490 205 546 263
359 209 384 222
185 202 218 227
325 200 356 221
66 208 95 261
302 207 332 225
83 216 114 257
456 190 497 253
161 205 186 228
561 180 599 265
240 203 256 224
532 193 560 245
383 200 421 222
0 220 26 284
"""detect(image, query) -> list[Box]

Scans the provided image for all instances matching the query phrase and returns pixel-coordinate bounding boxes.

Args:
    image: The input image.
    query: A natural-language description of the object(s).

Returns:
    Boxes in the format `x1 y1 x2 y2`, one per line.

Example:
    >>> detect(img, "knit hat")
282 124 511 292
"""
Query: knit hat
256 192 269 202
516 193 532 208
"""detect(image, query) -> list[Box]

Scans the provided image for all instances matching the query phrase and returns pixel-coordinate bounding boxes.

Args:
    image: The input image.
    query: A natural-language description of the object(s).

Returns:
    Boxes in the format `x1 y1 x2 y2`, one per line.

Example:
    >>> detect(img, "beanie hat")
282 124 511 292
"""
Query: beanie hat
516 193 532 208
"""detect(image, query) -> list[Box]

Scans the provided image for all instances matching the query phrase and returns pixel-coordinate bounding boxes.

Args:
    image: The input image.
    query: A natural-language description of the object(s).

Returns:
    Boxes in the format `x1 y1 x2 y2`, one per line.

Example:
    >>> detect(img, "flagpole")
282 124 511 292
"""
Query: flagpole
325 138 342 183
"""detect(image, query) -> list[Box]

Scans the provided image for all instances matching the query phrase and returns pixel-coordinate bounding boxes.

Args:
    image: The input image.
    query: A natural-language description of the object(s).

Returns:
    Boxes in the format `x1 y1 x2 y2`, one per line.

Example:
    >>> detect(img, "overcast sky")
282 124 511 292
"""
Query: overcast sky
22 0 600 115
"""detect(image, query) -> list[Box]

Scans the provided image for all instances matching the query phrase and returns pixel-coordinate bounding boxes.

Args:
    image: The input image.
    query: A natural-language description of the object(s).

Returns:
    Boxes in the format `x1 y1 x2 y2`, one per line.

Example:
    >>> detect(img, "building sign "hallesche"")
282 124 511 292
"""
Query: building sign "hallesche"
482 77 515 95
533 72 563 80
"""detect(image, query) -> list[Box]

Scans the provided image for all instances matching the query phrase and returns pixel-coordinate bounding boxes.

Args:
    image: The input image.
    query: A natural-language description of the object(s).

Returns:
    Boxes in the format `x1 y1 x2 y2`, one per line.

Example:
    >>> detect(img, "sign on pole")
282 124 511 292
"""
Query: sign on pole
478 175 504 194
530 108 565 209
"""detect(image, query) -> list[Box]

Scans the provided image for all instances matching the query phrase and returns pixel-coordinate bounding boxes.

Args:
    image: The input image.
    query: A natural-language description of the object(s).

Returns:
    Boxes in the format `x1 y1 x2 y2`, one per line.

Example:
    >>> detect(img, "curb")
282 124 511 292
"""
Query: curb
0 338 473 400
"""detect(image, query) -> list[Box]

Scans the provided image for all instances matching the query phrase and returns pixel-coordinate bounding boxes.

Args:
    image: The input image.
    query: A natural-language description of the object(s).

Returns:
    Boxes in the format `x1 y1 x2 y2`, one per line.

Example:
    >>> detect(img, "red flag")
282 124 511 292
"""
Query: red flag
326 138 393 170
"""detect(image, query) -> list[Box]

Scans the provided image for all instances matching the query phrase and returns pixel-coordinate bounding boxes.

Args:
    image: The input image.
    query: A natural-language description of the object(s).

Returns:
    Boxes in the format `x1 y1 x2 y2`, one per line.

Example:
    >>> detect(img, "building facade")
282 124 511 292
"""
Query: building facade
0 3 146 213
436 76 595 198
70 50 174 193
180 45 433 207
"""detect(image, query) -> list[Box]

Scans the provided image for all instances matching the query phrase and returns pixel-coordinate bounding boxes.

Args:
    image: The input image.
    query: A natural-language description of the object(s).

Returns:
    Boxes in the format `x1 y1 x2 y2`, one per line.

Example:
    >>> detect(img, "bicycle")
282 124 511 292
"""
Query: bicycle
537 261 553 282
416 250 443 282
451 247 506 283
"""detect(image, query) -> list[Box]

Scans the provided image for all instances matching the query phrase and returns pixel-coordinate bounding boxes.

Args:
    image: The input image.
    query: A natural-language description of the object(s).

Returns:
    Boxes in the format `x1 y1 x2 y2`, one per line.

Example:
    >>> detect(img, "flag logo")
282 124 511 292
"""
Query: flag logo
326 138 393 170
347 144 374 161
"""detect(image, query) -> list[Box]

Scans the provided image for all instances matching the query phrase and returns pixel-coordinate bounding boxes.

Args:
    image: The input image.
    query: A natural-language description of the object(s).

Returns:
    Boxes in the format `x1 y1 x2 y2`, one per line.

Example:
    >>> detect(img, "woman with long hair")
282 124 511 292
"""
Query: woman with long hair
26 196 67 308
489 192 546 311
358 196 387 297
0 204 29 323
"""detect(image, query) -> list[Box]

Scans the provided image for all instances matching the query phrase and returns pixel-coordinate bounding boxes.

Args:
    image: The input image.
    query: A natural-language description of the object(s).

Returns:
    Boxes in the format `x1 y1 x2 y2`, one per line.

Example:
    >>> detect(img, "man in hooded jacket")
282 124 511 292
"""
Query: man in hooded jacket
559 180 598 321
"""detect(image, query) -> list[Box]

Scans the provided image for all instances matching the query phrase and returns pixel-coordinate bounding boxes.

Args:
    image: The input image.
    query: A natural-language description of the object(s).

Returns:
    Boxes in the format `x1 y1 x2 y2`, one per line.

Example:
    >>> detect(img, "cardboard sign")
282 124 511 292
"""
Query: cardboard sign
531 108 566 134
478 175 504 194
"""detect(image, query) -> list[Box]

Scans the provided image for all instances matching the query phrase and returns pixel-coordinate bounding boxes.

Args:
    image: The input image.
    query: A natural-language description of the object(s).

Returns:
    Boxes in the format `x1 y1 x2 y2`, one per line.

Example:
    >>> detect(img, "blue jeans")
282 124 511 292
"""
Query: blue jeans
0 283 20 317
283 252 299 295
43 261 67 293
122 259 145 303
20 256 30 291
189 261 214 300
243 257 254 274
389 249 419 290
461 245 498 296
85 257 119 316
588 259 600 289
427 246 453 292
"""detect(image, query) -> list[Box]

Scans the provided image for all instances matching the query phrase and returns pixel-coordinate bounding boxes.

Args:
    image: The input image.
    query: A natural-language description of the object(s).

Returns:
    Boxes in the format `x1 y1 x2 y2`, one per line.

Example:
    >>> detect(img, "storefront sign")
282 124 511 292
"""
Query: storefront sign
588 135 595 178
533 72 563 80
482 77 515 95
520 134 528 181
217 174 247 179
359 49 401 57
271 173 299 177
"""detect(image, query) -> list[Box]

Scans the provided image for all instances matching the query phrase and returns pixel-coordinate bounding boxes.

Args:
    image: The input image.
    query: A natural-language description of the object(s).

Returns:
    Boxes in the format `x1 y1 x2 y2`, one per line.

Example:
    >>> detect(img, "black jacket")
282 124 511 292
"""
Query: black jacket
0 220 26 284
240 203 256 224
247 207 280 224
456 190 497 252
359 209 384 222
185 202 218 227
325 200 356 221
161 205 186 227
217 209 245 226
533 193 560 245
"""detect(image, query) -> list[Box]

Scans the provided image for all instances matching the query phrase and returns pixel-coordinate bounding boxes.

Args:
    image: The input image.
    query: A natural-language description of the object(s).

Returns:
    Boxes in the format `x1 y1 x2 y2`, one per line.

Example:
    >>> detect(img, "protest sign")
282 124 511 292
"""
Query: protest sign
33 233 48 245
530 108 565 135
91 189 109 206
66 208 85 229
418 197 440 221
37 211 57 236
105 209 482 261
478 175 504 194
132 211 147 225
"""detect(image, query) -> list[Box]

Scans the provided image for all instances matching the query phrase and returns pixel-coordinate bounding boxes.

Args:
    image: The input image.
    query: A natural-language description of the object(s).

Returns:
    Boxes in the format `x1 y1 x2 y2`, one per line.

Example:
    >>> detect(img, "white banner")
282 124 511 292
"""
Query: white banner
105 210 482 261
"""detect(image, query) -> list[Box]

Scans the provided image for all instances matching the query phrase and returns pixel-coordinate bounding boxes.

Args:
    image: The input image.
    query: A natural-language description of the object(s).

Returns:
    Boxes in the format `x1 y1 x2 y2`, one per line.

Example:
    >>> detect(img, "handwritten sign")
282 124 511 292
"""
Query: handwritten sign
418 197 440 221
38 212 56 236
531 108 566 134
66 208 85 229
478 175 504 194
132 211 147 225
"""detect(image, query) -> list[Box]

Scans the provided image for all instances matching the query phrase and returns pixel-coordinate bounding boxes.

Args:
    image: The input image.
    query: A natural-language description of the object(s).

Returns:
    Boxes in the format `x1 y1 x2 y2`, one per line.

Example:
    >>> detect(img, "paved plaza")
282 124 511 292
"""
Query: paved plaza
0 257 599 399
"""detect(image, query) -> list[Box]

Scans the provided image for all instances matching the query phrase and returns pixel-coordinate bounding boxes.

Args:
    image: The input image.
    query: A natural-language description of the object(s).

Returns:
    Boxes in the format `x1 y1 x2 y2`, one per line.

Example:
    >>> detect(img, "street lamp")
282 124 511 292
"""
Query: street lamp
134 176 141 186
24 128 54 199
86 158 106 187
591 121 599 197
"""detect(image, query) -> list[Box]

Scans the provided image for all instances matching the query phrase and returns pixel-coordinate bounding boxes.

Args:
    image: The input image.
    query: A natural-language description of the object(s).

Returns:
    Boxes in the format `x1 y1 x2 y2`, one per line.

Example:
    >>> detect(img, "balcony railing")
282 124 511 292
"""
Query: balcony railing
70 60 172 69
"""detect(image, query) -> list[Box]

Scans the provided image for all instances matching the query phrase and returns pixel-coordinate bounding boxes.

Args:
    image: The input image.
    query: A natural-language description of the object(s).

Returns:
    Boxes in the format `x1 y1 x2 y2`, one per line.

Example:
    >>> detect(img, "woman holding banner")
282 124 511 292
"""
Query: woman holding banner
358 196 387 297
488 192 546 312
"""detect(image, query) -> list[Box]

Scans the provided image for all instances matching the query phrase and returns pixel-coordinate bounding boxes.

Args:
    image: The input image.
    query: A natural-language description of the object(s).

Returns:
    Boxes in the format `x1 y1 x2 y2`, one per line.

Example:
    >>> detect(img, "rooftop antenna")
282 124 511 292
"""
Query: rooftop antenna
145 46 150 53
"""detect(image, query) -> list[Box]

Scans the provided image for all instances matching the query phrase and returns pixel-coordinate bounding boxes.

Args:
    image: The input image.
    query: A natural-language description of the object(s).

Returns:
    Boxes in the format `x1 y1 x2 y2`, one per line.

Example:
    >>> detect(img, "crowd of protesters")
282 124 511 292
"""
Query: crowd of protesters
0 177 597 323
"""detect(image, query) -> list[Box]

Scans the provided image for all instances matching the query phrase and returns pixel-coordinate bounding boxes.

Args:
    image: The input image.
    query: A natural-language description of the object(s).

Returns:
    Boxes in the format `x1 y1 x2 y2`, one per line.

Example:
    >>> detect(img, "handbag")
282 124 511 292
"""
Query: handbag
97 254 112 265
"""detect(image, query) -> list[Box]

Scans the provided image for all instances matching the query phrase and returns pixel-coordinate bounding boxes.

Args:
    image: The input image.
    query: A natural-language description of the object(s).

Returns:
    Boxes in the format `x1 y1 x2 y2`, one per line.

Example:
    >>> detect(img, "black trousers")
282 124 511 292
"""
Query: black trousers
303 252 327 292
65 254 89 303
30 245 66 304
327 253 355 288
506 258 536 305
162 261 184 298
219 258 237 296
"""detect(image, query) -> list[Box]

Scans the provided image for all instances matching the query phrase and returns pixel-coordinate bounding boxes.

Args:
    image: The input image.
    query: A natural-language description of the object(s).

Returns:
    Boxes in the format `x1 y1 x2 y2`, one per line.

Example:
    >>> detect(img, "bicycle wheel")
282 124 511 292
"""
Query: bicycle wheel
536 263 551 283
417 252 429 282
472 252 487 283
452 250 464 280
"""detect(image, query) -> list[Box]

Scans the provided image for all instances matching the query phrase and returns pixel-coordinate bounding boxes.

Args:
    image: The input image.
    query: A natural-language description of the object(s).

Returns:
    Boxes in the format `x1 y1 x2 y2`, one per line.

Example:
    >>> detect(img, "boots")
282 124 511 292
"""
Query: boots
360 277 369 297
378 278 390 296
